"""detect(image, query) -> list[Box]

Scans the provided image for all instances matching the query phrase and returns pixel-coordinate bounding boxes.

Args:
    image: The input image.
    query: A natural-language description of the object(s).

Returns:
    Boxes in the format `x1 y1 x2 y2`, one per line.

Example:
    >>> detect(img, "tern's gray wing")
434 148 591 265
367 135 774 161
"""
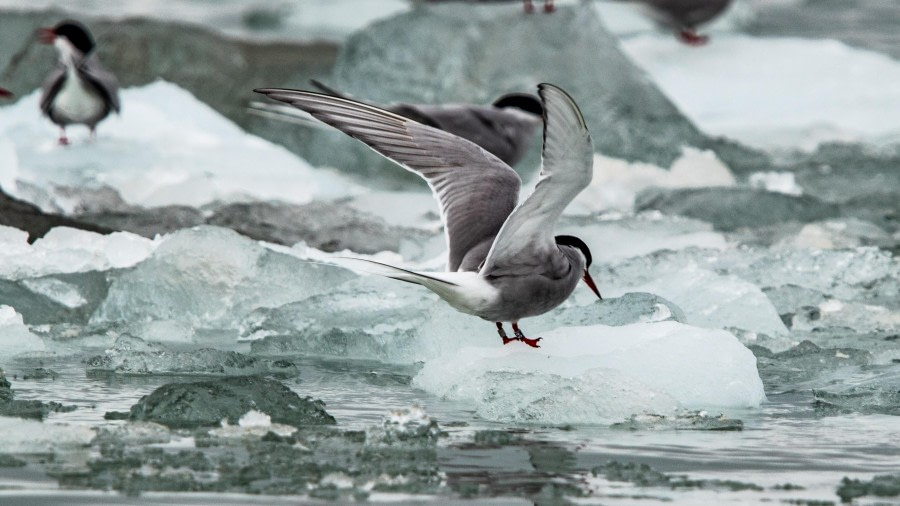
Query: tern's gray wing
254 88 522 272
479 84 593 277
79 55 120 113
39 64 66 116
394 104 539 166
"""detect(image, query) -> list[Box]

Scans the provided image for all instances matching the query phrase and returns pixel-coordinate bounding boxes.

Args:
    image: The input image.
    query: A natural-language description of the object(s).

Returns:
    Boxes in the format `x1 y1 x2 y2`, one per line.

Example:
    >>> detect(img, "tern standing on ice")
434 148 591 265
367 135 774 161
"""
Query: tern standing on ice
251 79 544 168
38 20 120 145
256 83 602 348
619 0 731 45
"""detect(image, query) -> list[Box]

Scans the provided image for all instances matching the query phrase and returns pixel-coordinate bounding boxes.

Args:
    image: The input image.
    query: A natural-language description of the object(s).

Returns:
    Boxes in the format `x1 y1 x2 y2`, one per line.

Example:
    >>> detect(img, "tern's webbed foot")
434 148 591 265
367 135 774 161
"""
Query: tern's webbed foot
518 336 542 348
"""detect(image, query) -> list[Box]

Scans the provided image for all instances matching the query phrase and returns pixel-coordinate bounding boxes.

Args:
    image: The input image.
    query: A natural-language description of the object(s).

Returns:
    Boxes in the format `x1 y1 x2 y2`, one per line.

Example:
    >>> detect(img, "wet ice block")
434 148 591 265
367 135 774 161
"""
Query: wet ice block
414 321 765 425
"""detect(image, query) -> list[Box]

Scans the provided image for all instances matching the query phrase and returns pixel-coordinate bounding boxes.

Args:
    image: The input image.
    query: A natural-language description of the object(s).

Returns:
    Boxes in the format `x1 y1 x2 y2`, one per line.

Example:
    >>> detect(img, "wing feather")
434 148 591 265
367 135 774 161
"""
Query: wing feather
479 84 593 277
255 88 522 272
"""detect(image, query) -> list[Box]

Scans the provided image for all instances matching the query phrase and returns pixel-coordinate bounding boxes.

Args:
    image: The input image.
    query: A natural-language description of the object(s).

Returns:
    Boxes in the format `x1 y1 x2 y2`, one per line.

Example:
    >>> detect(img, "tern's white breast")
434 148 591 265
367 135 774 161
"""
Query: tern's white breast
53 68 104 123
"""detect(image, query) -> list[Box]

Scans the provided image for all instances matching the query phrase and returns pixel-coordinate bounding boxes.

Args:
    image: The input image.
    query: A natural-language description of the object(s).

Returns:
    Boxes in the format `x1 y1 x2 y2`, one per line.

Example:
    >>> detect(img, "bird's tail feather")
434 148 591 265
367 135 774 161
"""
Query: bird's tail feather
328 257 459 287
246 101 332 130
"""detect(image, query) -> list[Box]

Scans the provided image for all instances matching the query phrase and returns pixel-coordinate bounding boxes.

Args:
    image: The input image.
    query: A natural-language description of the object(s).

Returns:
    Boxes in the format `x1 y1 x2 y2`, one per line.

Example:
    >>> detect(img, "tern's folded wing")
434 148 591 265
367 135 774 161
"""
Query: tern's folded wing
479 84 593 277
255 88 522 272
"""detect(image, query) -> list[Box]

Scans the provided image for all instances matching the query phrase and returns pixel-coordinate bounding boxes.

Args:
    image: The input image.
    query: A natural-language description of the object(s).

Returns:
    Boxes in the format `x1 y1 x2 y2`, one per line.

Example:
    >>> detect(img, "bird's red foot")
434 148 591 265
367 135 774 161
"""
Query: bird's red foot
523 0 535 14
58 136 70 146
502 336 517 345
678 29 709 46
544 1 555 13
518 336 542 348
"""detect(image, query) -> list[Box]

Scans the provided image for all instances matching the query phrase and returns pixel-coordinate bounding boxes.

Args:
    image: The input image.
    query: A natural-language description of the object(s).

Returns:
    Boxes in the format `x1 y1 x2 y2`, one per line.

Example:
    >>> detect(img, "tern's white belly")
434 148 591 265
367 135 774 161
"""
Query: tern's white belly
54 71 104 123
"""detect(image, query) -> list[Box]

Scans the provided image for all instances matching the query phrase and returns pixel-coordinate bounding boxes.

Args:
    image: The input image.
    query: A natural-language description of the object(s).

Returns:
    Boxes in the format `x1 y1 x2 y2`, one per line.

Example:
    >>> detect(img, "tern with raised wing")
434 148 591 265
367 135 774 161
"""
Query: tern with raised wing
38 20 120 145
250 79 544 168
255 83 601 348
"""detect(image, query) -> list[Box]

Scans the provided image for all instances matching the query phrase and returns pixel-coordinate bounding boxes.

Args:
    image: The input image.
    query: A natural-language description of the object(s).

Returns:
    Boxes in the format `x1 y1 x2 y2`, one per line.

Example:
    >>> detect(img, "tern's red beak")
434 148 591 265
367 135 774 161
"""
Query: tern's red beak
0 88 12 98
38 27 56 44
583 270 602 300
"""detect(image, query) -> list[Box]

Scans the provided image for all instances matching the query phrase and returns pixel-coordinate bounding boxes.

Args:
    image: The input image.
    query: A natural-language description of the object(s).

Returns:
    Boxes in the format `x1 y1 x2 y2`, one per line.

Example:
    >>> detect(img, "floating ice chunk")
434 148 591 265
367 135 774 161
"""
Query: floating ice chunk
778 218 893 250
246 276 487 363
239 409 272 428
749 172 803 196
413 322 765 424
0 305 46 356
0 81 360 210
209 409 297 438
612 411 744 431
20 278 87 309
85 334 298 376
557 213 727 263
572 149 735 213
621 35 900 150
0 227 158 280
93 226 355 328
606 264 788 337
0 416 94 453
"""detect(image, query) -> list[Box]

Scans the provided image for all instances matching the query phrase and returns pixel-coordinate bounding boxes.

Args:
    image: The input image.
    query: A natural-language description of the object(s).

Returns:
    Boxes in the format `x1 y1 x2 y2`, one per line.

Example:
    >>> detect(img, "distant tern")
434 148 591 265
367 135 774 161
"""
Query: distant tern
256 83 601 348
250 79 544 167
38 20 120 145
620 0 731 45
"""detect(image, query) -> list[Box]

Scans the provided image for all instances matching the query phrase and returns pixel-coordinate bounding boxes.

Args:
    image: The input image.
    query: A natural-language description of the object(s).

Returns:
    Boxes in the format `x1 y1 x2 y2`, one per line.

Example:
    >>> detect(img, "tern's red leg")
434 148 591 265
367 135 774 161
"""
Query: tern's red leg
544 0 555 13
58 127 69 146
512 322 542 348
497 322 515 345
523 0 535 14
678 28 709 46
89 127 97 142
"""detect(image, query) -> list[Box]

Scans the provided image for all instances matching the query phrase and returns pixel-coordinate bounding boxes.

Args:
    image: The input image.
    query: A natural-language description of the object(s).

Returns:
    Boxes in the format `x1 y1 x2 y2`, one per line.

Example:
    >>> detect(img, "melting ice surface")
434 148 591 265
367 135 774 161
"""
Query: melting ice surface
1 8 900 504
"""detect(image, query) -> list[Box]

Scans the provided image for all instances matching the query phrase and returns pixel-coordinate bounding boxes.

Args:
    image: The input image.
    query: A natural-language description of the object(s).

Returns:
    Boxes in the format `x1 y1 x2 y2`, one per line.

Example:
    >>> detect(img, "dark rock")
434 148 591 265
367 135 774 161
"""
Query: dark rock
837 474 900 503
103 411 130 420
128 376 336 428
77 206 205 239
20 368 59 380
0 454 26 467
594 460 763 491
635 187 840 231
0 189 112 243
206 200 425 251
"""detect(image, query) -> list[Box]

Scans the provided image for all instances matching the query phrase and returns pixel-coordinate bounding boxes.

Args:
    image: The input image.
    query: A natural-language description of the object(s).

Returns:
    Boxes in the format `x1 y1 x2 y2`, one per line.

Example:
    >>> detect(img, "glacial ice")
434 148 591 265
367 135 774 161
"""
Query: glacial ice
413 322 765 424
621 34 900 150
573 149 735 214
93 226 356 328
0 416 94 453
0 81 360 211
0 225 158 280
0 305 46 357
